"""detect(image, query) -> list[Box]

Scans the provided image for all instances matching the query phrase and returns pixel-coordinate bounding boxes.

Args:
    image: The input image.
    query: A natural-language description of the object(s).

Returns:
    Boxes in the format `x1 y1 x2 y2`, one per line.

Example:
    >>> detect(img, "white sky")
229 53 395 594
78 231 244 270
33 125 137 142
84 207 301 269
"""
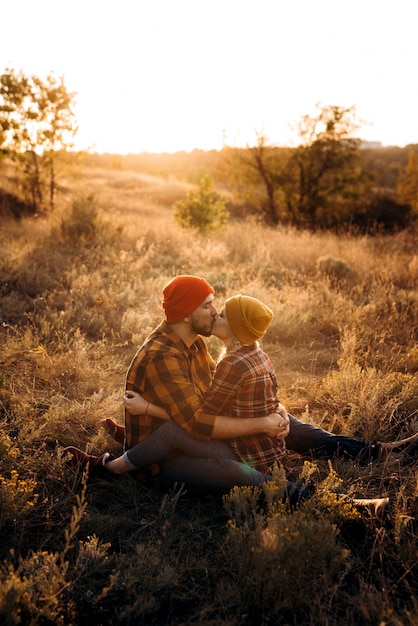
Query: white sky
1 0 416 154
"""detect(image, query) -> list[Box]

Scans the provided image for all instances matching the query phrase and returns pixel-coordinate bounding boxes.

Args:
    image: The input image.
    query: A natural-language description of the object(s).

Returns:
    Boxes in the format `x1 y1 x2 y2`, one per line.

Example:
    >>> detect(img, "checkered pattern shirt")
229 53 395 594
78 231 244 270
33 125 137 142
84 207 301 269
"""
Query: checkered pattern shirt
201 344 286 474
125 321 216 450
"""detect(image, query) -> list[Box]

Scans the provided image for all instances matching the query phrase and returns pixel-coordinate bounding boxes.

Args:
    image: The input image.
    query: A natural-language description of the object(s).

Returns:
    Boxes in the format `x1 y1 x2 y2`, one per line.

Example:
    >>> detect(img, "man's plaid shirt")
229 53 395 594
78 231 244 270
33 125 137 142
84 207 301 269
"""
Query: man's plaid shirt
125 321 217 450
201 344 286 474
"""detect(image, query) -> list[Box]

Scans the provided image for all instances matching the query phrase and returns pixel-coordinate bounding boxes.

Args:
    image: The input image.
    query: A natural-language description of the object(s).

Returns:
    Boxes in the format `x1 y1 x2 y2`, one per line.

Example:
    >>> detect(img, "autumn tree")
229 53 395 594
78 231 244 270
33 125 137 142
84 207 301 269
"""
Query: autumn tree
0 69 77 211
288 105 364 228
220 106 365 229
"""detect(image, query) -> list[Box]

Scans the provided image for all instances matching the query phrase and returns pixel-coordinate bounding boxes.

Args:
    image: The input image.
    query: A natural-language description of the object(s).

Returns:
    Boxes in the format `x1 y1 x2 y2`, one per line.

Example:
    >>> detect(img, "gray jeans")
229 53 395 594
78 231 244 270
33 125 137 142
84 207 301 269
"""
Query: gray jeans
125 419 271 495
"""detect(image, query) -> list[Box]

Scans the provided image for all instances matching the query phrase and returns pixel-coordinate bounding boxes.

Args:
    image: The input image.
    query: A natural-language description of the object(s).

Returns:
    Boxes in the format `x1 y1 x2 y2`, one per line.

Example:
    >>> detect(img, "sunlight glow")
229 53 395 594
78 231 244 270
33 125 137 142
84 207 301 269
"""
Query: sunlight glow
1 0 417 154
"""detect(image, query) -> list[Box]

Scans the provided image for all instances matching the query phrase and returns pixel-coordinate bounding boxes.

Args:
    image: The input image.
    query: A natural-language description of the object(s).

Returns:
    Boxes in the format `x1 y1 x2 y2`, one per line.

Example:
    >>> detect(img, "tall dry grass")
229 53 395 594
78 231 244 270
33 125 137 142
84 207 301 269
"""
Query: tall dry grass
0 163 417 625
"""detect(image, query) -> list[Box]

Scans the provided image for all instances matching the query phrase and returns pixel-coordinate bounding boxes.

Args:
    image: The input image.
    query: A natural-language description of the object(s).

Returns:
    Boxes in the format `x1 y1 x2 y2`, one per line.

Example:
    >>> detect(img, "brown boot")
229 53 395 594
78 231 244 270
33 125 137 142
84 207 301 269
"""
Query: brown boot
64 446 114 475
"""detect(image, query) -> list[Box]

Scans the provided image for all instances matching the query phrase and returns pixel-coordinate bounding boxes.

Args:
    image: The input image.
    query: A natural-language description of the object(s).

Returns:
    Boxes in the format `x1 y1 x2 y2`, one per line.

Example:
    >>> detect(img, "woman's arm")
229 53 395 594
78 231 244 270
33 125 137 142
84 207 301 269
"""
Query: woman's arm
124 391 170 421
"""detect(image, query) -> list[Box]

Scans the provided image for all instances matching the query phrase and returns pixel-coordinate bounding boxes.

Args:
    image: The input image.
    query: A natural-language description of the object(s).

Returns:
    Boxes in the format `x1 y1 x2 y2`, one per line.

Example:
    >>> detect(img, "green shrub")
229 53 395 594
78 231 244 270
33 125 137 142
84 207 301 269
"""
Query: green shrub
173 174 229 233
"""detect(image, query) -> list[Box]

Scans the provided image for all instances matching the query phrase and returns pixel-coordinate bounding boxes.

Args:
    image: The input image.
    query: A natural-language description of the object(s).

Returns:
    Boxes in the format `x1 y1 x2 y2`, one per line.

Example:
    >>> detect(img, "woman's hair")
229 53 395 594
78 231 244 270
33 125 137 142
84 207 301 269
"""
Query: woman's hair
218 337 258 362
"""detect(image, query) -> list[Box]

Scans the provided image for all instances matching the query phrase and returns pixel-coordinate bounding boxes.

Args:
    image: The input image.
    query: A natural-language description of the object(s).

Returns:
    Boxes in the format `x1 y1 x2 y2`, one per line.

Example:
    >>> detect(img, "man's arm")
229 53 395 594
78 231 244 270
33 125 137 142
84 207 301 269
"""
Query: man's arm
212 412 290 439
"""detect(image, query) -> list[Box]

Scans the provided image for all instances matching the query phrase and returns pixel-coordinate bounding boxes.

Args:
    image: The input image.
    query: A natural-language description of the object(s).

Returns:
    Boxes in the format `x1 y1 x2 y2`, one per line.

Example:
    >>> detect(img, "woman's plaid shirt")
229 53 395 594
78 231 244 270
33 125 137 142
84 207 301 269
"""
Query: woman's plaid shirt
201 344 286 474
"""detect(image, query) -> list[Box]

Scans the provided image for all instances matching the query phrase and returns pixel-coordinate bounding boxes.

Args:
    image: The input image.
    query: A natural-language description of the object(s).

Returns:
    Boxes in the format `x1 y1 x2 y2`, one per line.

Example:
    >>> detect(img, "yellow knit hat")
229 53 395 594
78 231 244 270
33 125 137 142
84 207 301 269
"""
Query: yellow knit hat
224 295 274 345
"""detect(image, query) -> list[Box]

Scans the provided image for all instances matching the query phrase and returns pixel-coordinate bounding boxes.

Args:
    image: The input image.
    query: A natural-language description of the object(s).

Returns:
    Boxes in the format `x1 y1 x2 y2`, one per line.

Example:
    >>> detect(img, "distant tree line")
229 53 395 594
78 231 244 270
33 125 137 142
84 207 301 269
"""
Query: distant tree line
91 109 418 233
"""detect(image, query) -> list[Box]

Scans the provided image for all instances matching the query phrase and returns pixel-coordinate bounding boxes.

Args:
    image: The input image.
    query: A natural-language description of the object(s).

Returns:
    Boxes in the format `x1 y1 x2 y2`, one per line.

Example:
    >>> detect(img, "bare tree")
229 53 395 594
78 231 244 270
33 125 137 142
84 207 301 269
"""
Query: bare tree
221 133 291 225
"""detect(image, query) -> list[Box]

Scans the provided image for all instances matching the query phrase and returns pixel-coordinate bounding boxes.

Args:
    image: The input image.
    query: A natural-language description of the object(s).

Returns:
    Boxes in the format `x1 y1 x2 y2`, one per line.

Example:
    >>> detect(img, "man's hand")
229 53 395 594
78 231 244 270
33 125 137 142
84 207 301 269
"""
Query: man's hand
264 408 290 439
278 403 288 420
277 403 290 438
212 407 290 440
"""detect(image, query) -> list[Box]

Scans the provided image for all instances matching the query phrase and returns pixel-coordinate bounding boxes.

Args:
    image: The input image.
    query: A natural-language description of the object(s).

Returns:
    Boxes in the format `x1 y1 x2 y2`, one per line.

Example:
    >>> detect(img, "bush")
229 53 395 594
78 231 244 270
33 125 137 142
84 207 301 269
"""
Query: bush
0 189 35 219
59 195 101 245
219 469 350 625
173 174 229 233
351 194 414 232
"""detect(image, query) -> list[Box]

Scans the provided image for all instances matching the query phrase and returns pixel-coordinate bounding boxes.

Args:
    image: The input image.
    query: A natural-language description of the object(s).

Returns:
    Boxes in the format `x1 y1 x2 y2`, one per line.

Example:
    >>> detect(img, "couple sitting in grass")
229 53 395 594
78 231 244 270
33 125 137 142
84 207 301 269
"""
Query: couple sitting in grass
65 275 418 509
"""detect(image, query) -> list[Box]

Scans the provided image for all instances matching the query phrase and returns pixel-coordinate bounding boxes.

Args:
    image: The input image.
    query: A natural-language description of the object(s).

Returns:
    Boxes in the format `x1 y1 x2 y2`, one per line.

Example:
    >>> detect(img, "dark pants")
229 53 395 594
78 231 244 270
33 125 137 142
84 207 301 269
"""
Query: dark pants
286 413 378 461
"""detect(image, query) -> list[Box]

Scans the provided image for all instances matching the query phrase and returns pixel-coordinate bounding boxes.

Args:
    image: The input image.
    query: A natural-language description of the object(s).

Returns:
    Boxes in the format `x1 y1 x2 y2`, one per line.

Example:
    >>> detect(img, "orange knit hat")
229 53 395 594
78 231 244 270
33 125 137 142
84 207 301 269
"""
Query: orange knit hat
224 295 273 344
162 275 215 323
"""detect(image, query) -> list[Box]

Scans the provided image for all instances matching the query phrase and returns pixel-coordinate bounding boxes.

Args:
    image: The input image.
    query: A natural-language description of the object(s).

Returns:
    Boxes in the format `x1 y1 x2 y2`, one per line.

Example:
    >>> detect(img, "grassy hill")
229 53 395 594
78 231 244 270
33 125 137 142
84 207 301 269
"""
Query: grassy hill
0 162 417 625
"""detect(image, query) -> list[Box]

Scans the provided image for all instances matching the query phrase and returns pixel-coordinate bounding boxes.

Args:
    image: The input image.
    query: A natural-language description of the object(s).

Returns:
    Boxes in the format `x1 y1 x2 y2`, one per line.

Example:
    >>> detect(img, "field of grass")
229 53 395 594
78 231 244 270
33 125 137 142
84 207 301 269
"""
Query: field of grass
0 162 417 625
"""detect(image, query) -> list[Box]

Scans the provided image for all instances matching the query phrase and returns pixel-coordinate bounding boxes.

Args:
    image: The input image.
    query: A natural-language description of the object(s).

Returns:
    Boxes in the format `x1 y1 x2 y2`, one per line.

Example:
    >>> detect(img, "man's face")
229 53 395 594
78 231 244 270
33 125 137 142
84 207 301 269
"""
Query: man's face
189 294 217 337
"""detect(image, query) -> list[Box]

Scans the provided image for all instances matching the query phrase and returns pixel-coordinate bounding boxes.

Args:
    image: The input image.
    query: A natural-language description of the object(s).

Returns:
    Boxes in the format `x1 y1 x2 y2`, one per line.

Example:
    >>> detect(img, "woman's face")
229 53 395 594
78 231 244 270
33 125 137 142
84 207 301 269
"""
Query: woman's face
212 306 233 342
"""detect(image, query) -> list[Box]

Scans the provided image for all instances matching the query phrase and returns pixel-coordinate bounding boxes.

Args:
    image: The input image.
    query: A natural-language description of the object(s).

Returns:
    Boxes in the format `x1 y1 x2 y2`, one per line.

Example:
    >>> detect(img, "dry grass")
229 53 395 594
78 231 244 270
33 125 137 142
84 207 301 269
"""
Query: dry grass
0 162 417 625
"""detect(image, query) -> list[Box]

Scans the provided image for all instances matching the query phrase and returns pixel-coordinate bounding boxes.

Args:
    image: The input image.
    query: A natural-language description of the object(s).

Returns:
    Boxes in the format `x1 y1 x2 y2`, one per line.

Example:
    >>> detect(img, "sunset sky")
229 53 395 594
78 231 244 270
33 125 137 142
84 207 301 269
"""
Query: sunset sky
1 0 416 154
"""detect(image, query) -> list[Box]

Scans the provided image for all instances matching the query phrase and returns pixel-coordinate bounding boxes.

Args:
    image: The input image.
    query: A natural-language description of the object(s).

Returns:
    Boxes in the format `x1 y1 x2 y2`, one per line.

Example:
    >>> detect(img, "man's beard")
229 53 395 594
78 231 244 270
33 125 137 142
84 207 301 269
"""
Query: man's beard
190 317 214 337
